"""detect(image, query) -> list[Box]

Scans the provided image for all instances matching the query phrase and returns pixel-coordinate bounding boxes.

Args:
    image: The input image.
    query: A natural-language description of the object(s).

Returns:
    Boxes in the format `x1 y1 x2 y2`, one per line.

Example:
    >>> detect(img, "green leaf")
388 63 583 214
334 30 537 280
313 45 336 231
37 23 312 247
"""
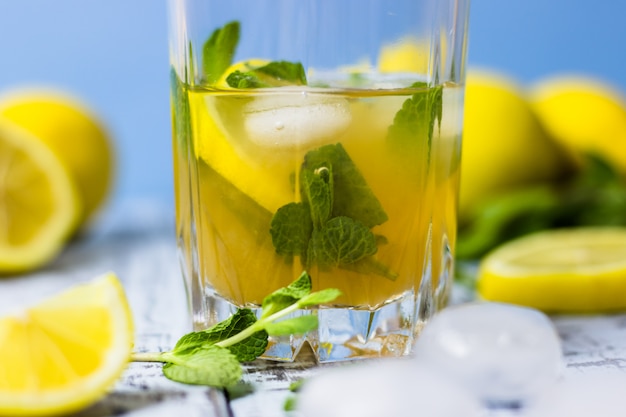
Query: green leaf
172 309 268 362
387 83 443 157
302 144 388 228
301 163 334 230
261 271 312 318
163 345 242 387
264 315 319 336
170 68 191 150
337 256 399 281
202 21 240 85
226 60 307 88
307 216 378 267
298 288 343 307
270 202 313 260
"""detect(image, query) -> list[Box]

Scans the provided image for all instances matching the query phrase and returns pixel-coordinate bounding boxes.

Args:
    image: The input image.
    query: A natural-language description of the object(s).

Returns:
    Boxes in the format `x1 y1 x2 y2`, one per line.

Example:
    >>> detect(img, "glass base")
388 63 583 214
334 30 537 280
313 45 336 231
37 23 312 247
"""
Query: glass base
191 285 440 363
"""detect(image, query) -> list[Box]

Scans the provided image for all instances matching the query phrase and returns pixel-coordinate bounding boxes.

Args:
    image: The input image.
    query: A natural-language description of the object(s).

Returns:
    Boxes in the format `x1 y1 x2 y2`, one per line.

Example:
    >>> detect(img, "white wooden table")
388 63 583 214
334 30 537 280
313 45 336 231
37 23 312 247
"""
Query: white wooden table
2 200 626 417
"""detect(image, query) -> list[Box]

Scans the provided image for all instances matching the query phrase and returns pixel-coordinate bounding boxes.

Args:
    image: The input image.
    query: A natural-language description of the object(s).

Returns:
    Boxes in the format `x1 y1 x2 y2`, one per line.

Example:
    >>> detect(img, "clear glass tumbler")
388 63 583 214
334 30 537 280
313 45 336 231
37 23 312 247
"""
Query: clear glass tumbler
168 0 470 362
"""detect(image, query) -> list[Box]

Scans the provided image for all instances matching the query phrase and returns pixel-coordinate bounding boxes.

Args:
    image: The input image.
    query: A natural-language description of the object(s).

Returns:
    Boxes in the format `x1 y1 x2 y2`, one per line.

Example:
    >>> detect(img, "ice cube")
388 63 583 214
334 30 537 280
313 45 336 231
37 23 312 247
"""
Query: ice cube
296 359 483 417
412 302 564 406
243 89 351 148
523 372 626 417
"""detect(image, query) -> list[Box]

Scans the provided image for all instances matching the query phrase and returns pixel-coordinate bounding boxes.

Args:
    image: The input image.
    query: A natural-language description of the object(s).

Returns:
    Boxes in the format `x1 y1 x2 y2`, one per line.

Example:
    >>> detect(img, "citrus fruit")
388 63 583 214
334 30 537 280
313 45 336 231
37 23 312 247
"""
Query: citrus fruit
0 118 81 273
0 89 114 225
459 70 571 222
528 75 626 174
477 227 626 313
378 38 429 74
0 272 133 416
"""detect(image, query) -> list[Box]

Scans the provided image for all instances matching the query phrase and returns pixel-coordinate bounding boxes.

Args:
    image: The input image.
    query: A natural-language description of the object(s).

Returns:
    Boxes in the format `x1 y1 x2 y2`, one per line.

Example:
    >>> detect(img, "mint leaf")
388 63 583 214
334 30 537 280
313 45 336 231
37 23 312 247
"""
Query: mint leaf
387 83 443 155
170 68 191 150
264 315 318 336
226 60 307 88
261 270 312 318
163 345 242 387
132 271 341 389
307 216 378 267
203 21 240 84
302 143 388 228
270 203 313 261
335 256 399 281
298 288 343 306
172 309 268 362
301 164 334 229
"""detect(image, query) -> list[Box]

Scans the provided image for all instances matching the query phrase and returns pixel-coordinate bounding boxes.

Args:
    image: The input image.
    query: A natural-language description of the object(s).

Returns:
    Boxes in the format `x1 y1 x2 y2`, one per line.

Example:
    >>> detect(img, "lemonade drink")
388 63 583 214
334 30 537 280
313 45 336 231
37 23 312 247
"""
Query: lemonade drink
173 78 462 357
168 0 470 360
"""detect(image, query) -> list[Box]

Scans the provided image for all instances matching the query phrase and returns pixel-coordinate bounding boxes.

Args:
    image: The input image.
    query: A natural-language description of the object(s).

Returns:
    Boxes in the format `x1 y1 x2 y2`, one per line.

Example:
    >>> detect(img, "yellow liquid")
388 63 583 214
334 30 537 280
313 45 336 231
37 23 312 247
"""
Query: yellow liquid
173 83 462 309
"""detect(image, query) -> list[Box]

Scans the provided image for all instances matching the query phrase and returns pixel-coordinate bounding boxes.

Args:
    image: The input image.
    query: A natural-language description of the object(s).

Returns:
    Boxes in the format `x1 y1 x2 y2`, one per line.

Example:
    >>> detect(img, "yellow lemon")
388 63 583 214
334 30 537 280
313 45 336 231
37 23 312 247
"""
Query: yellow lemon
459 69 571 222
0 89 114 226
378 38 430 74
528 75 626 173
0 272 133 416
477 227 626 313
0 118 81 273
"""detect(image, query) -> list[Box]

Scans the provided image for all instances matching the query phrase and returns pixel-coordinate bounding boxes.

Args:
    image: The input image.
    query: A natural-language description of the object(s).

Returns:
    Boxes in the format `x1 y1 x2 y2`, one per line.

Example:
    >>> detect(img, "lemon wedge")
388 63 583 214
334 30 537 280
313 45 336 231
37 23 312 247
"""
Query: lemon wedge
0 119 81 273
477 227 626 313
0 273 133 416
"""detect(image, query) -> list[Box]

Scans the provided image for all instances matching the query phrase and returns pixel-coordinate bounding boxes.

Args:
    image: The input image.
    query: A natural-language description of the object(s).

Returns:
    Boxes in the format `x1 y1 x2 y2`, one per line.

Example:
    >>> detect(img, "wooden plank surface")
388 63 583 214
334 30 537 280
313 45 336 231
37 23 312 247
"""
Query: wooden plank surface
1 200 626 416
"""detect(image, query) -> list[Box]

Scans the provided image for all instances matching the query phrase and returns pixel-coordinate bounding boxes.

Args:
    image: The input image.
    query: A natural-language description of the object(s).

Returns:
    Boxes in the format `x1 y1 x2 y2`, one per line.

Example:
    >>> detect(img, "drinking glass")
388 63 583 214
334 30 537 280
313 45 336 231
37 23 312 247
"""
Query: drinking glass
168 0 470 362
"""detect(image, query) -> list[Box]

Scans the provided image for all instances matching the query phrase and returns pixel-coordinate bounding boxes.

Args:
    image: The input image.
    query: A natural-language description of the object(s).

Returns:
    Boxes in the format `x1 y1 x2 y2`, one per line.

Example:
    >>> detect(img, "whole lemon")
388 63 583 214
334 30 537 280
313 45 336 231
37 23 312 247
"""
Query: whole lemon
459 70 570 222
528 75 626 174
0 89 114 227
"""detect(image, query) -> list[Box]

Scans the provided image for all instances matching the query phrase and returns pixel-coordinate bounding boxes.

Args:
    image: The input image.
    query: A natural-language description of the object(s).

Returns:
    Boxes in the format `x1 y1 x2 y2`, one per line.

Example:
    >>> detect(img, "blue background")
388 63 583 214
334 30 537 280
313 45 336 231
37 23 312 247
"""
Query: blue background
1 0 624 214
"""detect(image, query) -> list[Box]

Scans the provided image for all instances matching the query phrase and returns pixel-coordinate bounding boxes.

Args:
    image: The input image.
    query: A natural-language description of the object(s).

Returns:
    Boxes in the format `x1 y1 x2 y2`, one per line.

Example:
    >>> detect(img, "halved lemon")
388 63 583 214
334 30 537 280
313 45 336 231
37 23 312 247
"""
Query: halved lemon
0 273 134 416
0 89 115 226
477 227 626 313
0 118 81 273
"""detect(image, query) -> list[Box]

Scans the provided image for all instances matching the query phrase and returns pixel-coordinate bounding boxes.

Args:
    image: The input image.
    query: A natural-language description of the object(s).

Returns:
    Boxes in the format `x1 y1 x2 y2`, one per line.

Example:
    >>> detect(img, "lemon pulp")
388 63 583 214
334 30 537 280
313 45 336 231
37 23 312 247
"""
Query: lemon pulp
0 119 81 273
0 273 133 416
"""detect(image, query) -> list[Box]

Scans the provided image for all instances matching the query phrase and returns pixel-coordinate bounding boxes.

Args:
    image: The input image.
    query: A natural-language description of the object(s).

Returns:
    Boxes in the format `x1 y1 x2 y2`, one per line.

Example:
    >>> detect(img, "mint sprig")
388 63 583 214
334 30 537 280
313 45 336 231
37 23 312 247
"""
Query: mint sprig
202 20 240 84
387 81 443 156
131 271 340 388
226 60 307 88
270 144 397 280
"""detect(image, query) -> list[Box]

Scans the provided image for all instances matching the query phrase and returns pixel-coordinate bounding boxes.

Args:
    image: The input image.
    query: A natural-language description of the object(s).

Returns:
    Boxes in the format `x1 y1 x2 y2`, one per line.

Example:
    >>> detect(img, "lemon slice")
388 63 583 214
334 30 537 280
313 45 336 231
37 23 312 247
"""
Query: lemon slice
477 227 626 313
0 273 133 416
0 119 81 273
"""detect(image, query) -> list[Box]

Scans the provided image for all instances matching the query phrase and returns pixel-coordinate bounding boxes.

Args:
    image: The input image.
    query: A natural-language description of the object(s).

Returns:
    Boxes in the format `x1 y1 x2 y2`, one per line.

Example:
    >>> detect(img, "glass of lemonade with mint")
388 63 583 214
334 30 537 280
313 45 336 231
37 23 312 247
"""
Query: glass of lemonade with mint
168 0 470 362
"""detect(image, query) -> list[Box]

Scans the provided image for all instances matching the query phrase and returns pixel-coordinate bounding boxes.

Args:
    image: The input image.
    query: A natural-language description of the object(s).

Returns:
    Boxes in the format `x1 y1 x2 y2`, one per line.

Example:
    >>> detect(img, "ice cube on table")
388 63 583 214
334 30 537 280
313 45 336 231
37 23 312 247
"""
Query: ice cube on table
412 302 564 406
296 359 483 417
243 90 351 148
523 372 626 417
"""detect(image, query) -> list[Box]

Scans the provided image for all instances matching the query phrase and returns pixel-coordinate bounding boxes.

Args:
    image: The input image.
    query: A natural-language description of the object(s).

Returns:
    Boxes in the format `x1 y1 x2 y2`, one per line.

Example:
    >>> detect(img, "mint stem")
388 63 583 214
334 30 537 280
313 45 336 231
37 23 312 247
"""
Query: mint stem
131 352 168 362
215 302 304 348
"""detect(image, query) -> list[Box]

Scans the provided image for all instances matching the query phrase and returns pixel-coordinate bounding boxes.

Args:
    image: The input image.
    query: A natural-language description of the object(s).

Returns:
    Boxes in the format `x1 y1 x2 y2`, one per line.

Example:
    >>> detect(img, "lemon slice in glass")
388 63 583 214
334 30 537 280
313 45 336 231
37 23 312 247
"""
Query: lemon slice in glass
477 227 626 313
0 273 133 416
0 119 81 273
